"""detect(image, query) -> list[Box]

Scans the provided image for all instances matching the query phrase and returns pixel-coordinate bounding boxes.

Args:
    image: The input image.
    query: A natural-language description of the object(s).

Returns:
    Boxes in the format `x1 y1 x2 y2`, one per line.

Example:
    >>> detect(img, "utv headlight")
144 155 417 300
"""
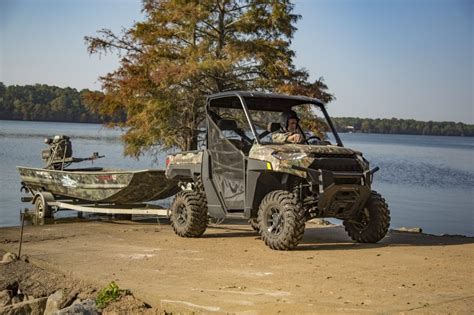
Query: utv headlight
271 151 308 161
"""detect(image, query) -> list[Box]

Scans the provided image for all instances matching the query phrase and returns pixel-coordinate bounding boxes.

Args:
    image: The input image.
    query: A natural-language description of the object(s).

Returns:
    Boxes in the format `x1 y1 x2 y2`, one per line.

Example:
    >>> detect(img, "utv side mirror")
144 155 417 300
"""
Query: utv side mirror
267 122 281 133
217 119 238 131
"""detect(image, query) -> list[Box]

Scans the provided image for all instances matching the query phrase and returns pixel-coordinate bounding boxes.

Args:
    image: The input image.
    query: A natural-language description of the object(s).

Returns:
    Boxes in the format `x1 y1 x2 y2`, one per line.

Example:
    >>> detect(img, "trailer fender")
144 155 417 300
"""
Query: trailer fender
32 191 55 206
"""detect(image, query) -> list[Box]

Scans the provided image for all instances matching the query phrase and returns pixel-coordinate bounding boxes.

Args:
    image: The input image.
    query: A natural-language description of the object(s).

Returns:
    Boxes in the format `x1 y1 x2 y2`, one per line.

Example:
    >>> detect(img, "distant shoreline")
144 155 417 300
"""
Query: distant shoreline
2 83 472 137
1 118 473 137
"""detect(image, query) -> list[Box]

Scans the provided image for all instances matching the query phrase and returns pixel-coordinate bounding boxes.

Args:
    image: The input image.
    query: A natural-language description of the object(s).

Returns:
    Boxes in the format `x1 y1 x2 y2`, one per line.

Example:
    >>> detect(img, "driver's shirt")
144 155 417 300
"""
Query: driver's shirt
272 130 305 144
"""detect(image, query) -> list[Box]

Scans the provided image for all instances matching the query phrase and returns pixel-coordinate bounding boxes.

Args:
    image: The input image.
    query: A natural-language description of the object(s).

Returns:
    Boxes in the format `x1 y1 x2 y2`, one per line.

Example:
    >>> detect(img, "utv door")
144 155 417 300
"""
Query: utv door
207 118 245 211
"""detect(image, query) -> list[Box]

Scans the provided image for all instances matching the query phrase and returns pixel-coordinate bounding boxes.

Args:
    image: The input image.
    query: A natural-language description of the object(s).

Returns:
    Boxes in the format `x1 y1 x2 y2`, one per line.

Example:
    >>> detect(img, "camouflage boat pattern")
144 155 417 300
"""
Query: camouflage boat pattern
17 167 179 203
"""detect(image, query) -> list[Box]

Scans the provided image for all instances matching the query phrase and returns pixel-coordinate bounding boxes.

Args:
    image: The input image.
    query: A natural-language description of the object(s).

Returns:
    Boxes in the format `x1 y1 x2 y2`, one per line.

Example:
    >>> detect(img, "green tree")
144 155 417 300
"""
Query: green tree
84 0 333 156
361 120 371 133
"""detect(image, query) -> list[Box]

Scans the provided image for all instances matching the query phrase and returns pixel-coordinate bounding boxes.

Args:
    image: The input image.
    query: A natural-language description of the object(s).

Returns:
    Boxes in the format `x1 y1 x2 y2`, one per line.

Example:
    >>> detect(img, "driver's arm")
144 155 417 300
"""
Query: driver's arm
288 133 304 144
272 131 291 143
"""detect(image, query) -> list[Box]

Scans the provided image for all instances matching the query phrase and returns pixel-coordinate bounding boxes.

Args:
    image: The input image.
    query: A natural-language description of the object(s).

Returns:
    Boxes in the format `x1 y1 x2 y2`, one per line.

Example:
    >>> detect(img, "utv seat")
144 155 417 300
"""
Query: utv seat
228 139 252 155
217 119 253 155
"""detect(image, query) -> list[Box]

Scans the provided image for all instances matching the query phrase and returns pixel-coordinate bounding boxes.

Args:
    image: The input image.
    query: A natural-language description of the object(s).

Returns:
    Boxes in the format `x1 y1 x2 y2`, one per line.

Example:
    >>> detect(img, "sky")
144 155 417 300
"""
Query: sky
1 0 472 123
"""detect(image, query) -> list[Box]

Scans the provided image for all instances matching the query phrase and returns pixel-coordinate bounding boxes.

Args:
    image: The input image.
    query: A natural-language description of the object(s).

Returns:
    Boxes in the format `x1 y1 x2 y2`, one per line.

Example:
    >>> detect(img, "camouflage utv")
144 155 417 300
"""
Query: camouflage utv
165 91 390 250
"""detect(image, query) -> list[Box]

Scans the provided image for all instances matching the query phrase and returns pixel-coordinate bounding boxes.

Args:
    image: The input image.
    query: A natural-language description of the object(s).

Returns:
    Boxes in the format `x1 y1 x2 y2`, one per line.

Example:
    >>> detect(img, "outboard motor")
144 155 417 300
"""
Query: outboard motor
42 135 103 170
42 135 73 170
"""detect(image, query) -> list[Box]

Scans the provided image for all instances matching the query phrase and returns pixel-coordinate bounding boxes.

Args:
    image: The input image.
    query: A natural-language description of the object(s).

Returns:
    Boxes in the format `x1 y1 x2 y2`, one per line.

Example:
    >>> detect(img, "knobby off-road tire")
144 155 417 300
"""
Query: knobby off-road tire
170 191 208 237
194 176 223 225
257 190 306 250
34 197 52 219
343 191 390 243
248 218 260 233
195 176 205 193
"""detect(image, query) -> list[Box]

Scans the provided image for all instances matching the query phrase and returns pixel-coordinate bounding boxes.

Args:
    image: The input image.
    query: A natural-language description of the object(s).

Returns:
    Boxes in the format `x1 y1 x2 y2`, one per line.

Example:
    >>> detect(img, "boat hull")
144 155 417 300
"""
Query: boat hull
17 167 180 203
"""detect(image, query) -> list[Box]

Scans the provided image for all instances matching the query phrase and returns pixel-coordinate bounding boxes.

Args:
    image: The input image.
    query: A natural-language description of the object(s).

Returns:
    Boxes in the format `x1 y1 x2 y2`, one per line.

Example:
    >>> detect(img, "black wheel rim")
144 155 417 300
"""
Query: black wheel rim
352 208 370 231
176 204 187 226
265 207 284 236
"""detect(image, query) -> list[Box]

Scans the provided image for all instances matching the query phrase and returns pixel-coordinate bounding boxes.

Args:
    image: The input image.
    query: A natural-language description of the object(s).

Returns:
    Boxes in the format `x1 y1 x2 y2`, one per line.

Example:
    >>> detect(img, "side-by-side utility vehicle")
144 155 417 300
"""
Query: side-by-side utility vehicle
165 91 390 250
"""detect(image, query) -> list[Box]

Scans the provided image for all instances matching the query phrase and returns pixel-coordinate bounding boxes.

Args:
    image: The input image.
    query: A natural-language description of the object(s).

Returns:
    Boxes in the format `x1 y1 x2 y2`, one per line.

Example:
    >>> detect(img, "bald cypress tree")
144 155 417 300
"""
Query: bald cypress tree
85 0 333 155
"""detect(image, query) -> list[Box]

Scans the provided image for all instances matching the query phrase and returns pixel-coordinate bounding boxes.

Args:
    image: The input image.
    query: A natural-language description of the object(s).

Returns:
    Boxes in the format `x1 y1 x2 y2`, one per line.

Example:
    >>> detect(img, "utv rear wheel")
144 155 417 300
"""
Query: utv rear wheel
257 191 305 250
171 191 208 237
343 191 390 243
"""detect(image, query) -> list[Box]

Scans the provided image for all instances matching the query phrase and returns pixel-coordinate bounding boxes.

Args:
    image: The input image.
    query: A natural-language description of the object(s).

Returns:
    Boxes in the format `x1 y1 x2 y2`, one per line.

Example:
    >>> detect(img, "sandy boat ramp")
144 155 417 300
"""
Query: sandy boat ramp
1 217 473 314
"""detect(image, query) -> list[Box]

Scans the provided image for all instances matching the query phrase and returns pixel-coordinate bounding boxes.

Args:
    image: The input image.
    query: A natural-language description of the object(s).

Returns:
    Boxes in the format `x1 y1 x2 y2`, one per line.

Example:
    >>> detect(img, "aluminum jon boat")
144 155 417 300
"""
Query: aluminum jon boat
17 166 179 204
17 135 179 207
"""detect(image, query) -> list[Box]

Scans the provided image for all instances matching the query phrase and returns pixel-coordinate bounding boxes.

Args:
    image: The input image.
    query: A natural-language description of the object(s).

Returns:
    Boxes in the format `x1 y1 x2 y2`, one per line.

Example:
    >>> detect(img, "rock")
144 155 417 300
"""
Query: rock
396 227 423 233
0 252 18 265
0 296 47 315
0 290 12 306
44 290 63 315
11 295 22 304
71 298 82 305
54 298 99 315
57 288 80 309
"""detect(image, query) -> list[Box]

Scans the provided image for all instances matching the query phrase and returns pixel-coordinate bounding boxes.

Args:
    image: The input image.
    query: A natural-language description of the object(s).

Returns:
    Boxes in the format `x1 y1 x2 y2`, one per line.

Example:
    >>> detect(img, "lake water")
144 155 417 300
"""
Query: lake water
0 120 473 236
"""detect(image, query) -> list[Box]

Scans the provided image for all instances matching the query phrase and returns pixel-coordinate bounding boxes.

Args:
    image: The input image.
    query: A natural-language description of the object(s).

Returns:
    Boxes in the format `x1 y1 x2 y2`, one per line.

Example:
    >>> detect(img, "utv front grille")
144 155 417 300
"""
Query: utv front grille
309 153 355 159
310 157 362 173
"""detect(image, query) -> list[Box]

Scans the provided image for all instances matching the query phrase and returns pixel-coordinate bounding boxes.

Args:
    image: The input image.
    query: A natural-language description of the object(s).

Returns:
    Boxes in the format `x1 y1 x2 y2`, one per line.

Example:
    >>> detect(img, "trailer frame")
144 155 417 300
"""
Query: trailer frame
22 190 171 220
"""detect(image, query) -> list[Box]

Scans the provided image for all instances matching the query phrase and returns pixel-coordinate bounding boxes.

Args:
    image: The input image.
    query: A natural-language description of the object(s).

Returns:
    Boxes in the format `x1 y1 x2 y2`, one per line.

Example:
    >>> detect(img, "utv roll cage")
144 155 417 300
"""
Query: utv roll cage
206 91 343 147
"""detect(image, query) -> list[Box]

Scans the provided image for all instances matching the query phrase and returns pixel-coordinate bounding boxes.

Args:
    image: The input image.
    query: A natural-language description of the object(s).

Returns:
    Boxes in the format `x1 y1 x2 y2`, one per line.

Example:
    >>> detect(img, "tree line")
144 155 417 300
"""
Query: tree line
1 83 472 137
332 117 473 137
0 82 103 123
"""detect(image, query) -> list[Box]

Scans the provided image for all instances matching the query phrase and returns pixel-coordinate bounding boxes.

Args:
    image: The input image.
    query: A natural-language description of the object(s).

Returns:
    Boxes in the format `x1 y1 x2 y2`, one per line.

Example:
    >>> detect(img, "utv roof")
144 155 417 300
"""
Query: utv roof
208 91 324 111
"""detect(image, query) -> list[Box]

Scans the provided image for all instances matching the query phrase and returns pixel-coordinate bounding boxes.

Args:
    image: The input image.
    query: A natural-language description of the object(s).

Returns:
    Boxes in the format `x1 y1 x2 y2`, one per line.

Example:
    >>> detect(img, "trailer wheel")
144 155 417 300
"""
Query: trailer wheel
343 191 390 243
257 190 305 250
34 196 52 219
171 191 208 237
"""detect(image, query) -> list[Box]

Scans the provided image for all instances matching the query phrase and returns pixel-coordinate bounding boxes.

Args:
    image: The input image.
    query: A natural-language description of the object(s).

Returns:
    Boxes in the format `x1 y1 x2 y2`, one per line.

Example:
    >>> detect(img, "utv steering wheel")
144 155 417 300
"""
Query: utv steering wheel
305 135 322 145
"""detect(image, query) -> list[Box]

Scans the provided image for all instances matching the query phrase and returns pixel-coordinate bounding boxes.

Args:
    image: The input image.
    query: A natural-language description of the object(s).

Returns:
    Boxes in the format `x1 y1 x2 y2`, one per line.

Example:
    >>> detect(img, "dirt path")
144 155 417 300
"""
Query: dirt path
1 218 473 314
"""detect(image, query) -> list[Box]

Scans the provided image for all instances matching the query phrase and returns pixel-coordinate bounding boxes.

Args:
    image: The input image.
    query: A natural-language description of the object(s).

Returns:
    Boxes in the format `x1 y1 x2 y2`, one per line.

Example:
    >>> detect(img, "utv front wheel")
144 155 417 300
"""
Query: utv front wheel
248 218 259 233
171 191 208 237
257 191 305 250
343 191 390 243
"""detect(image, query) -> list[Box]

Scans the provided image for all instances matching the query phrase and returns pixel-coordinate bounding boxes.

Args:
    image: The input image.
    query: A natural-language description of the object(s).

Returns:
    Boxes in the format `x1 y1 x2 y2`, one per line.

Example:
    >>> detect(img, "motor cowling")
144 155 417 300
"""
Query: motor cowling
42 135 73 169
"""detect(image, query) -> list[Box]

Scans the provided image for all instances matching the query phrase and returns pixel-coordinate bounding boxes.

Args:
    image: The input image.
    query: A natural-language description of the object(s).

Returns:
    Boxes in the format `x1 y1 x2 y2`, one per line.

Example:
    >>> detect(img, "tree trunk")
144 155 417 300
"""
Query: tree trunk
185 133 199 151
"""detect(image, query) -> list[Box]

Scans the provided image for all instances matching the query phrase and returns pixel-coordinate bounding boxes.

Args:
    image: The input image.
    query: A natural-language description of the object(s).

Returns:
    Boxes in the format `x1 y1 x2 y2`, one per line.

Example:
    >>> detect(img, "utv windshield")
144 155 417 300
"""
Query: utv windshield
248 105 337 145
208 93 342 147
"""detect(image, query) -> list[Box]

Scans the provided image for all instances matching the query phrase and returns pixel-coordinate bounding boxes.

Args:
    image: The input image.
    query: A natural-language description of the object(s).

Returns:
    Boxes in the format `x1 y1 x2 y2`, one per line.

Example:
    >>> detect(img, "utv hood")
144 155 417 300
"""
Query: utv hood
249 144 361 178
249 144 357 159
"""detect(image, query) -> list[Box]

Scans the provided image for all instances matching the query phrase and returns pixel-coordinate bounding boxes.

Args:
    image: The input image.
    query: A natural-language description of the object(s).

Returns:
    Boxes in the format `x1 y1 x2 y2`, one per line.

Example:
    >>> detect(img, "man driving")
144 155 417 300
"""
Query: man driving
272 110 305 144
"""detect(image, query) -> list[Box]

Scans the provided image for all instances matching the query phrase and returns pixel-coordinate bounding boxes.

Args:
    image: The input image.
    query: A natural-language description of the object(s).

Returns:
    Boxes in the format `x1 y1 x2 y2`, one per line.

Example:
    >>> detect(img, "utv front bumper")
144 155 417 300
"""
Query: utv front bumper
292 165 379 219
